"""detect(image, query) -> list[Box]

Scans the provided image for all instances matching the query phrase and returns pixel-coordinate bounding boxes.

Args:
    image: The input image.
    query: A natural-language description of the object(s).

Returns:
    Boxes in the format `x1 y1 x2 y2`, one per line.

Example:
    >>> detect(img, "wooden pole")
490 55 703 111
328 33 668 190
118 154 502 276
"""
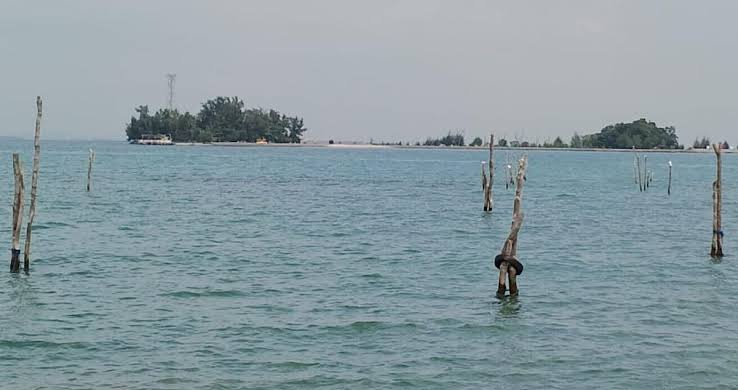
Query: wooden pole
711 144 724 257
633 148 638 185
495 155 527 297
87 149 95 192
484 134 494 212
481 161 487 190
636 154 643 192
643 155 648 190
10 154 25 273
666 161 671 196
22 97 42 273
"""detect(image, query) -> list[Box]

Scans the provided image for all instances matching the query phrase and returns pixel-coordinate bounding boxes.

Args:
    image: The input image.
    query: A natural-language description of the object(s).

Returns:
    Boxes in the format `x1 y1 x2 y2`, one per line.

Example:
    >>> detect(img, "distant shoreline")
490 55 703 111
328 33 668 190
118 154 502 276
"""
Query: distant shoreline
173 141 734 153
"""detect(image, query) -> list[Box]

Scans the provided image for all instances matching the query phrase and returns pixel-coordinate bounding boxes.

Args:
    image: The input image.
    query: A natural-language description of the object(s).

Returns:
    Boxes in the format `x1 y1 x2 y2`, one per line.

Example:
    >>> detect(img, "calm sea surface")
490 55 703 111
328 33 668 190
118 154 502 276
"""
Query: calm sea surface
1 140 737 389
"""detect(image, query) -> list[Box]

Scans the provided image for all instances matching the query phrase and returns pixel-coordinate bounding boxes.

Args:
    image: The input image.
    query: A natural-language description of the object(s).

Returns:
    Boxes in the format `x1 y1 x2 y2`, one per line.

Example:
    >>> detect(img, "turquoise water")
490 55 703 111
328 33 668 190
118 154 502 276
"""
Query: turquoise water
1 141 737 389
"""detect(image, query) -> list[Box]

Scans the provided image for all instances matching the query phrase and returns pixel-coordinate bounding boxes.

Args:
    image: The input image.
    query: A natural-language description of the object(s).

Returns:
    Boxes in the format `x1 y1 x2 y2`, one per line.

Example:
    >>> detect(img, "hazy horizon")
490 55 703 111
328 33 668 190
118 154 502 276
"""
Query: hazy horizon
2 0 737 144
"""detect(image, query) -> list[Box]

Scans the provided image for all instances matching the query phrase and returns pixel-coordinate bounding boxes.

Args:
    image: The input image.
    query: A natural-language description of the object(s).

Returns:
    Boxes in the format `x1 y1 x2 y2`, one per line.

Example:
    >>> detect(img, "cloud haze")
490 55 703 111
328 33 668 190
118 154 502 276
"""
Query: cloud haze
1 0 737 144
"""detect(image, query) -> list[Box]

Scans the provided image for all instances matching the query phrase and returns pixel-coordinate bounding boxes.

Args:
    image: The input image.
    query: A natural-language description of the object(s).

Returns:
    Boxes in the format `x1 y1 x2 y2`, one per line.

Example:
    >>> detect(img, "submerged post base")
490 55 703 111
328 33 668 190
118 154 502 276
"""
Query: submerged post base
10 248 20 273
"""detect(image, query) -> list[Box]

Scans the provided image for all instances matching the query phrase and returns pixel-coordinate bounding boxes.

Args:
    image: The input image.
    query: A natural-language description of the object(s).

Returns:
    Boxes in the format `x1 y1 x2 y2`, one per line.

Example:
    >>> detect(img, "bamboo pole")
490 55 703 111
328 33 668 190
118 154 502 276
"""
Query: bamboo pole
666 161 671 196
495 155 527 297
10 154 25 273
483 134 494 212
22 97 42 273
87 149 95 192
711 144 724 257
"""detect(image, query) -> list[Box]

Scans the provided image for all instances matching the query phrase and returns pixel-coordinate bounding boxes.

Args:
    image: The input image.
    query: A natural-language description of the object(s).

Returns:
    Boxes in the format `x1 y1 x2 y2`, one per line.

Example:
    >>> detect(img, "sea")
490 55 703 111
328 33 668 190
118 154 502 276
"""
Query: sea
1 140 737 389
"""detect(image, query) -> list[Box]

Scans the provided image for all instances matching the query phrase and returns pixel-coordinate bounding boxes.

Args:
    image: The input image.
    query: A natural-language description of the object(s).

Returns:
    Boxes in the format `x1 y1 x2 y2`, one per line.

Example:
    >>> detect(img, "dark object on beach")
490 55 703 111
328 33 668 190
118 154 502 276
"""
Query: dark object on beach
329 139 334 145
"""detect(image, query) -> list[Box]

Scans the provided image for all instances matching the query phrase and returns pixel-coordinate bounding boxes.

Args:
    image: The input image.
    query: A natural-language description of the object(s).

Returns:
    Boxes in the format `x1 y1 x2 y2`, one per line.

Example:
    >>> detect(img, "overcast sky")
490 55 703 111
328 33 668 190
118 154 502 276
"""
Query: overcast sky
1 0 737 143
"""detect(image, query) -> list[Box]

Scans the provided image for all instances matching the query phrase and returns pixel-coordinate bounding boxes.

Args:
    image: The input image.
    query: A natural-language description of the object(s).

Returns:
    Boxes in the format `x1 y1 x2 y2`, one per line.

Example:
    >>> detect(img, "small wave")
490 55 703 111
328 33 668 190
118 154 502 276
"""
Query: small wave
163 289 246 298
0 339 89 350
269 361 320 369
33 221 75 230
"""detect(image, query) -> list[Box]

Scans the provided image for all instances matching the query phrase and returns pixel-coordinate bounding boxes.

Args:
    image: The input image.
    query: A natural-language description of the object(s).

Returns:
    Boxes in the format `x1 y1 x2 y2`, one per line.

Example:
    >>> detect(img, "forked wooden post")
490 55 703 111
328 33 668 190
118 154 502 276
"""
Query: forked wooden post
495 155 527 297
483 134 494 212
10 154 25 273
667 161 672 196
22 96 42 273
87 149 95 192
711 144 724 258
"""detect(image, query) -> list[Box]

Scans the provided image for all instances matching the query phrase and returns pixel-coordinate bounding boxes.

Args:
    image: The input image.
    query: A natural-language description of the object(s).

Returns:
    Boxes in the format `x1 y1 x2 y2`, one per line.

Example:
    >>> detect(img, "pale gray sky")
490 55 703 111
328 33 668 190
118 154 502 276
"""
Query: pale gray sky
1 0 737 143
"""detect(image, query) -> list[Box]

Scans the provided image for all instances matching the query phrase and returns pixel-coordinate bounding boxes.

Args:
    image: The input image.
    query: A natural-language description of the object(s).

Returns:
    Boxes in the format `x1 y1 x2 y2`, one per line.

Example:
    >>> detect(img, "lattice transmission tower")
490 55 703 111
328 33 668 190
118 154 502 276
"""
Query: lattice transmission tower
166 73 176 110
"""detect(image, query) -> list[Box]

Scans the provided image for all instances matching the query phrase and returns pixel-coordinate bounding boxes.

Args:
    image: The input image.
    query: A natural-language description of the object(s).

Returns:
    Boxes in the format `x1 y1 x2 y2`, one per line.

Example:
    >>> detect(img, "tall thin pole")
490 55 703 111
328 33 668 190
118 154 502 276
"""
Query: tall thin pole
667 161 672 196
10 155 24 273
711 144 724 257
22 97 42 273
87 149 95 192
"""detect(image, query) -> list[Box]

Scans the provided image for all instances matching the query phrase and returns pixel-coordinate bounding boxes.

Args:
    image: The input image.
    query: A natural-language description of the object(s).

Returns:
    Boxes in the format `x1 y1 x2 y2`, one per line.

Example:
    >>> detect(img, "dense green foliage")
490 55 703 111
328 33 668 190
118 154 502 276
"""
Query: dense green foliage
125 96 307 143
469 137 483 147
424 131 465 146
580 119 680 149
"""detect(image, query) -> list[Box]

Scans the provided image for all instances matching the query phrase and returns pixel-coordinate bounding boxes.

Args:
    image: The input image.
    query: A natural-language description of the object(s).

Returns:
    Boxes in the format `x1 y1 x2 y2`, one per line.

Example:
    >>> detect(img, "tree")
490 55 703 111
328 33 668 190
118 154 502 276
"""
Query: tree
470 137 483 147
498 138 508 147
552 136 567 148
693 136 711 149
124 96 308 143
582 119 679 149
722 141 730 150
570 132 583 148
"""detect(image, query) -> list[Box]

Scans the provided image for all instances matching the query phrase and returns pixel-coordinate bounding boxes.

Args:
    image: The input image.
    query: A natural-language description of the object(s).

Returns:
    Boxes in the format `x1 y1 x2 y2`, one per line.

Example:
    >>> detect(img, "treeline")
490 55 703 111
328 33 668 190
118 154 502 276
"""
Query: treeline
125 96 307 143
423 131 465 146
693 137 730 150
494 119 683 149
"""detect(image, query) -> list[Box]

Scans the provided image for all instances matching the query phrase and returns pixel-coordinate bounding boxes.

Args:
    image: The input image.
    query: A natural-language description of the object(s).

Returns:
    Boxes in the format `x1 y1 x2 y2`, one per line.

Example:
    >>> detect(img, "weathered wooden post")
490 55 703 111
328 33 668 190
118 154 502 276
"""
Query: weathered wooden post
636 154 643 192
87 149 95 192
667 161 672 196
483 134 494 212
22 96 42 273
494 155 527 297
10 154 25 273
643 155 648 190
711 144 724 258
633 148 638 185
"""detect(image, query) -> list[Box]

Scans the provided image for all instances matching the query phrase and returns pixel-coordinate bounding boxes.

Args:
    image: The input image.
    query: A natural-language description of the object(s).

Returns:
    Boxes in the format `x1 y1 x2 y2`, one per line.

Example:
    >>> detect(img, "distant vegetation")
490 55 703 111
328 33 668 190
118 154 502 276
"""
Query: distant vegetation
125 96 307 143
424 131 465 146
491 119 683 149
579 119 680 149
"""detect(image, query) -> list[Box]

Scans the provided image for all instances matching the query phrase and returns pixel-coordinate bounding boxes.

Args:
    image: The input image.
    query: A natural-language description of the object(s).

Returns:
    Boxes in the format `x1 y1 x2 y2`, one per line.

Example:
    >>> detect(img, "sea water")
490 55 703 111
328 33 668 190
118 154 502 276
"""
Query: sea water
1 140 736 389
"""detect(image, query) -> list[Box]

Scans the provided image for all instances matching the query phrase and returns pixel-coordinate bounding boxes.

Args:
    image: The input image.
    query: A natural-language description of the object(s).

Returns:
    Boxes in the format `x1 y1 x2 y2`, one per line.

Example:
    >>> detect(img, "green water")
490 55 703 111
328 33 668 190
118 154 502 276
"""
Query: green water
1 141 736 389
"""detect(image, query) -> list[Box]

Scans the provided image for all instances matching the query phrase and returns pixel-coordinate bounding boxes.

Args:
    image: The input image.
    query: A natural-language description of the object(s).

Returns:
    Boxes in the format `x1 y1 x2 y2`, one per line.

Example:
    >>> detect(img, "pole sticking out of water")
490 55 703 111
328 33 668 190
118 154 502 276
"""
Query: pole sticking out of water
632 147 638 185
711 144 724 258
636 153 643 192
483 134 494 212
10 154 25 273
495 155 527 297
667 161 672 196
643 155 648 190
22 96 42 273
87 149 95 192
